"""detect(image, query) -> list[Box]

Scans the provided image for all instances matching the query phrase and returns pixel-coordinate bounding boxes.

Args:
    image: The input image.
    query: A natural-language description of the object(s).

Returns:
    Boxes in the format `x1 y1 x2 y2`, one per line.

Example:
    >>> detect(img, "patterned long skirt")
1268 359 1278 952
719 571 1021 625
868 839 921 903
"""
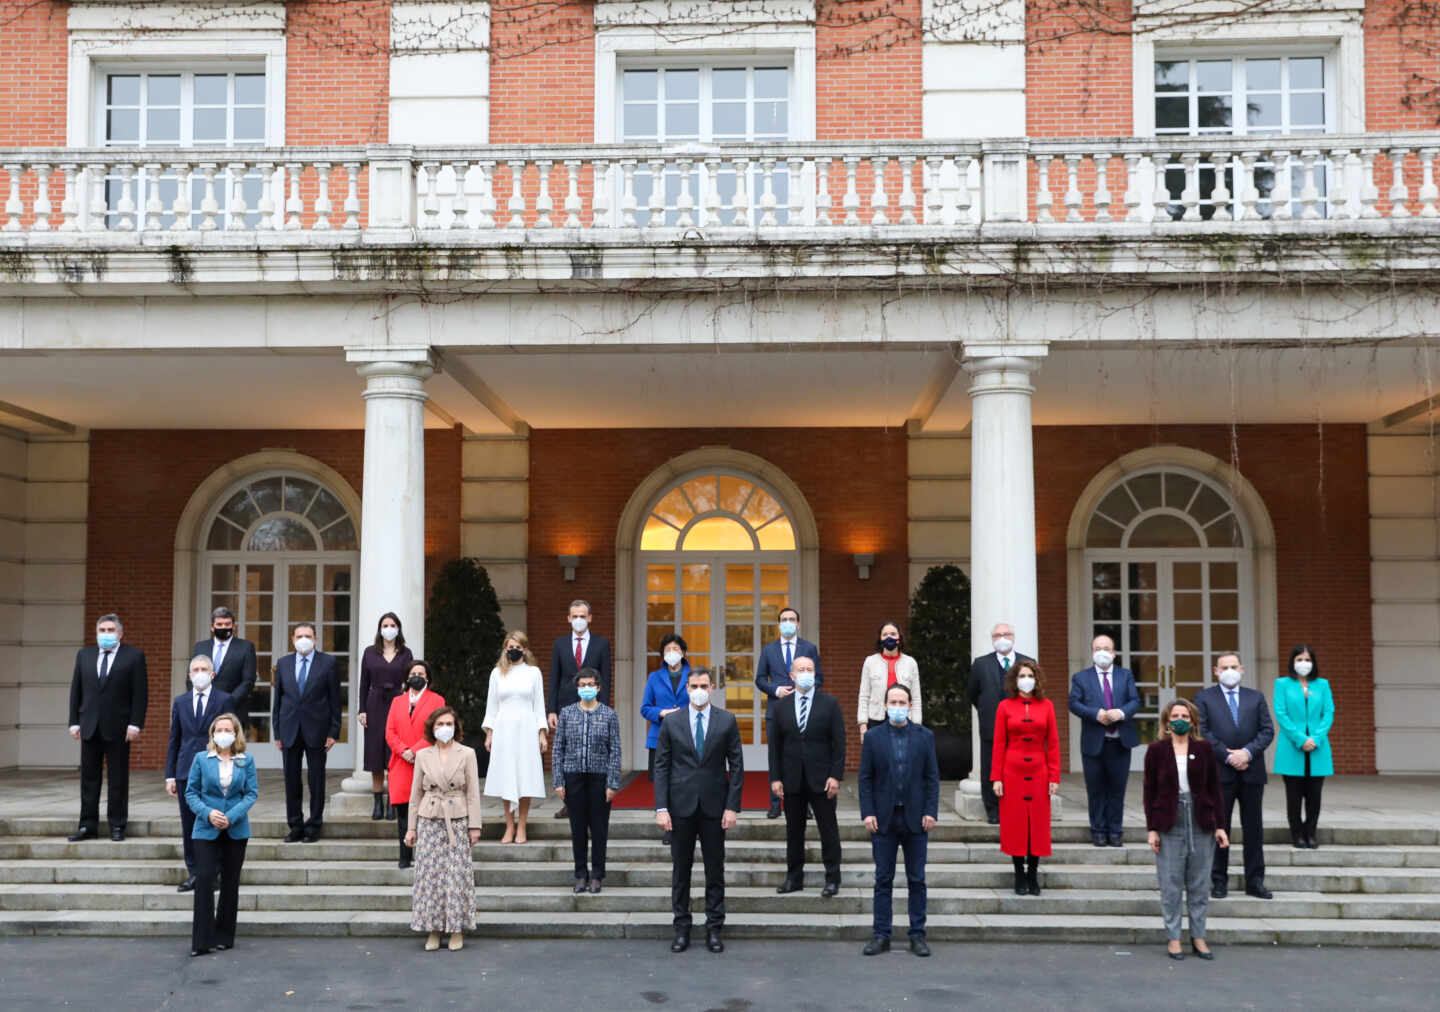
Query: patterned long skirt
410 817 476 933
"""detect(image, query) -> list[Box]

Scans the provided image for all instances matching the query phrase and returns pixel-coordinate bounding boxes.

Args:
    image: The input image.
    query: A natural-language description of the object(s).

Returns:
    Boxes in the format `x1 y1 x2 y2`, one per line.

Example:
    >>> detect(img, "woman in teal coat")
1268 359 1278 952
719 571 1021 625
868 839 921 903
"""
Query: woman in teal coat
1272 645 1334 850
185 712 259 956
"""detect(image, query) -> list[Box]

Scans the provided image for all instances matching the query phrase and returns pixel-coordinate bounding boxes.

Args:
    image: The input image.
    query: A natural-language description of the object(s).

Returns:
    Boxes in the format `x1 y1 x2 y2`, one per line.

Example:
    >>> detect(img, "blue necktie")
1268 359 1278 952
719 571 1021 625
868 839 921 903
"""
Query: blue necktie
298 656 310 694
1227 689 1239 725
213 641 226 672
799 693 809 733
784 641 793 671
694 711 706 755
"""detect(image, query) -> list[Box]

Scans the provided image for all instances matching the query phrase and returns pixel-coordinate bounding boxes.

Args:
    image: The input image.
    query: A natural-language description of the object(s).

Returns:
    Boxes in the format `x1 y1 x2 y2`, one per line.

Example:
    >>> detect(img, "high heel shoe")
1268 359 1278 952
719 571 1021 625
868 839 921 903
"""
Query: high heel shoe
425 932 440 951
448 932 464 951
1190 941 1215 961
1167 944 1184 961
371 793 385 821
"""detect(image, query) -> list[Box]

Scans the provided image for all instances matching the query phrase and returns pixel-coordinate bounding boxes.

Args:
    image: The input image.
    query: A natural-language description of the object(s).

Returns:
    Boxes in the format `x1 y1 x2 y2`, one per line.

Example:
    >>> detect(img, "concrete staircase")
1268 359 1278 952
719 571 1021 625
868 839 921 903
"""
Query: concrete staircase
2 814 1437 946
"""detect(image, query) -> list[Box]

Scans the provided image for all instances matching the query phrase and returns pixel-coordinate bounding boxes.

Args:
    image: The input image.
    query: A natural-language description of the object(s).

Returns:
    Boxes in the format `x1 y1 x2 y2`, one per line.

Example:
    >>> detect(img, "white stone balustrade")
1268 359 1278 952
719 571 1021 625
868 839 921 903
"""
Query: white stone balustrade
1 136 1439 240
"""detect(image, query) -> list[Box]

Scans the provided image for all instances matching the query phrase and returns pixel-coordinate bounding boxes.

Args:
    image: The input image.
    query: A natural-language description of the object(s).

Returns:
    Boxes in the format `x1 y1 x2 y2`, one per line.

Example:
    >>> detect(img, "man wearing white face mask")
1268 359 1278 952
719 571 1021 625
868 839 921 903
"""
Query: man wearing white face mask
967 623 1034 825
768 656 846 896
1194 653 1275 900
755 606 822 819
1068 634 1140 847
272 622 341 843
548 600 612 819
165 655 233 892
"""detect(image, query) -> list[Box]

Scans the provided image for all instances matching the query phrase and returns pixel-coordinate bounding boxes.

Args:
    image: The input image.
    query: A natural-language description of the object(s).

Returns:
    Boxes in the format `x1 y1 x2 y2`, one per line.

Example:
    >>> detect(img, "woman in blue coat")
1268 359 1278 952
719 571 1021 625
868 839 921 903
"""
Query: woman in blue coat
185 712 259 956
640 633 690 844
1272 645 1334 850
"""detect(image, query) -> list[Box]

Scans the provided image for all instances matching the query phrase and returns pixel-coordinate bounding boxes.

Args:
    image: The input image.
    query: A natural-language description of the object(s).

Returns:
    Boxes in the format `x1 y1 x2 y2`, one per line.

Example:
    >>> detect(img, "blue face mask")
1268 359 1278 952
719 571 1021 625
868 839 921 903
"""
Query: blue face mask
794 672 815 692
97 633 118 650
887 705 908 725
577 686 599 702
779 620 798 638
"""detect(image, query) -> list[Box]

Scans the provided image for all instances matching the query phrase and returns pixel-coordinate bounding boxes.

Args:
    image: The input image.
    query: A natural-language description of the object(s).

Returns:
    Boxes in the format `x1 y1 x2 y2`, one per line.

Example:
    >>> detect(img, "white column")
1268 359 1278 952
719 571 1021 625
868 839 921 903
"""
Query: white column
957 342 1047 819
335 346 435 810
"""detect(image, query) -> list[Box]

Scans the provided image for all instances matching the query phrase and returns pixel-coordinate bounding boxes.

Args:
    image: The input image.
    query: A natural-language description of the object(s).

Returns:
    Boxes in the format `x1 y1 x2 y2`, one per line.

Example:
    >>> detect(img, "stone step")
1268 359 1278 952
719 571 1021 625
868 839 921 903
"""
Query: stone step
1 908 1437 946
2 881 1435 921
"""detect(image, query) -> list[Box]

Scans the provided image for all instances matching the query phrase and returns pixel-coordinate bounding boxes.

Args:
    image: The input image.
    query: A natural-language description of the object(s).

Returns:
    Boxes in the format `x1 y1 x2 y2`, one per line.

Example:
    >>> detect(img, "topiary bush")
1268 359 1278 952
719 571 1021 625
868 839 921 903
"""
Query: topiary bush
908 564 972 734
425 558 507 754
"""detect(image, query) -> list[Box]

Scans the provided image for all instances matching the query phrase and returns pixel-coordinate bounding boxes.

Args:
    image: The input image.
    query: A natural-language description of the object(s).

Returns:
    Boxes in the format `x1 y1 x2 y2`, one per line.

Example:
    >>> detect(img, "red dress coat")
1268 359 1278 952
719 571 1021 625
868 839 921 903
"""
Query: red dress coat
385 689 446 805
991 696 1061 857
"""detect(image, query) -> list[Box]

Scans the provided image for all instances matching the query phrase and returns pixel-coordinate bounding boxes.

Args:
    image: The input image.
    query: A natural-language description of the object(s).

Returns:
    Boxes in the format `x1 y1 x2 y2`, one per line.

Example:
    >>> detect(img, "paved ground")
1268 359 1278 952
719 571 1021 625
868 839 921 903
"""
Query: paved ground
4 937 1437 1010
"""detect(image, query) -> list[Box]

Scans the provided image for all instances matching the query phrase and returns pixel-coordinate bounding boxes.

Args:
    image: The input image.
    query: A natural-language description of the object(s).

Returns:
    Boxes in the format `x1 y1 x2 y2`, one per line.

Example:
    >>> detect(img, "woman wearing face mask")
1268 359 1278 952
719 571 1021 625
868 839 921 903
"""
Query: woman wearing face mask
1143 699 1228 961
358 612 414 820
857 622 922 737
482 632 548 844
1273 645 1334 849
385 659 446 868
990 659 1060 896
552 668 623 893
640 633 690 845
185 713 258 957
404 707 482 951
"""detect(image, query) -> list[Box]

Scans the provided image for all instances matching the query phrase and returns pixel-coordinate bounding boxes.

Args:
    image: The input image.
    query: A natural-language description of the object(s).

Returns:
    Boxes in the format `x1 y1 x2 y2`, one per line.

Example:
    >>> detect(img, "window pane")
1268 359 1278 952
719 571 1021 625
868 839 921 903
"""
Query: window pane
195 74 228 105
666 102 699 138
194 106 227 141
755 516 795 550
1197 94 1232 129
207 520 243 550
1245 58 1281 92
716 476 752 514
211 564 239 592
147 107 181 142
1126 474 1163 511
1164 472 1198 509
320 517 357 550
283 478 318 515
755 101 786 138
713 102 746 138
234 107 265 142
324 565 352 593
1086 514 1123 548
742 488 782 525
682 516 754 550
1155 97 1189 131
653 487 694 527
1290 57 1324 91
108 75 141 106
713 68 746 101
681 564 709 591
647 565 675 592
250 477 282 514
666 69 699 101
1172 561 1202 590
1127 514 1200 548
1196 60 1231 93
306 488 346 529
726 564 755 593
148 74 182 106
220 488 260 528
1291 92 1325 127
107 108 139 142
755 67 787 99
1154 60 1187 91
683 476 717 513
642 515 680 550
623 69 658 101
248 516 318 551
235 73 266 105
623 103 657 140
1247 93 1282 129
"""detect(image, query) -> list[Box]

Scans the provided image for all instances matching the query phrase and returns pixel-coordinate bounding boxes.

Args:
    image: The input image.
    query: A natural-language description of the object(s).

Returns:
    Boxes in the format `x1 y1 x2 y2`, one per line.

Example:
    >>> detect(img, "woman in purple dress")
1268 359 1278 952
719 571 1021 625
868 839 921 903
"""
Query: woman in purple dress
358 612 414 820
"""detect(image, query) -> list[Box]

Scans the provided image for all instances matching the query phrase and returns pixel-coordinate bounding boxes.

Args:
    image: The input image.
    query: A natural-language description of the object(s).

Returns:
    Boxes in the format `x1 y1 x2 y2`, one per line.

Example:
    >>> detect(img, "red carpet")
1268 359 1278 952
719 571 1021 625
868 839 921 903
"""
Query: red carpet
610 771 774 810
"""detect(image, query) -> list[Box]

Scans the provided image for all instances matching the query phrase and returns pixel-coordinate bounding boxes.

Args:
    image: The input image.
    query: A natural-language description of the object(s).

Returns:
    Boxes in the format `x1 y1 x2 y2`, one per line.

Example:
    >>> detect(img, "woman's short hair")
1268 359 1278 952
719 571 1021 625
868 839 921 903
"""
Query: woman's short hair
498 631 534 672
1005 658 1047 700
208 712 247 753
1286 644 1319 680
659 632 688 654
573 666 604 692
424 706 462 744
407 658 433 682
1164 698 1202 740
875 621 904 653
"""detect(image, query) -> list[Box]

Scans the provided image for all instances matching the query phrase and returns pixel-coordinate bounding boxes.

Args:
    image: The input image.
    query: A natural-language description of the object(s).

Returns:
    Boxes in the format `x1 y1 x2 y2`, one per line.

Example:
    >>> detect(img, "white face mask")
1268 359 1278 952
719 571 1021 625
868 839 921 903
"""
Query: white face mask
1293 660 1313 677
1017 675 1036 694
571 616 589 634
212 731 236 750
1093 649 1114 669
433 725 455 743
380 626 399 642
664 651 683 669
993 636 1014 654
293 636 315 656
190 671 213 692
689 688 710 708
1217 668 1243 689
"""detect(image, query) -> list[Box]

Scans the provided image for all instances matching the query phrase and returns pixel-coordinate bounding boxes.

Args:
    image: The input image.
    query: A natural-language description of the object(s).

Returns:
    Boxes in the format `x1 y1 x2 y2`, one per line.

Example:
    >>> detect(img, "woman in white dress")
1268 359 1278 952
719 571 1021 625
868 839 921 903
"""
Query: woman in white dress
482 631 548 844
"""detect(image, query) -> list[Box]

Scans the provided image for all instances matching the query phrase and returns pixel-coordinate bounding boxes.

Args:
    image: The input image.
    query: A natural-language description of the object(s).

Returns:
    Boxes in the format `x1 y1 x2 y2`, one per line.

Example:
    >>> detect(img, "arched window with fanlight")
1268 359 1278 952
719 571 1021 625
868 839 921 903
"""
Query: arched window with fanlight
638 472 797 765
1083 466 1254 767
200 472 358 766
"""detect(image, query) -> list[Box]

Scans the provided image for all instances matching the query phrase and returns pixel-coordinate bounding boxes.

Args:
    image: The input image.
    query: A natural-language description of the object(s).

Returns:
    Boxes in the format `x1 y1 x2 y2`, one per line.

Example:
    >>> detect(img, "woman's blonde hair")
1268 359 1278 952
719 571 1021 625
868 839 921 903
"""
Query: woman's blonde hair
208 712 248 753
498 630 535 672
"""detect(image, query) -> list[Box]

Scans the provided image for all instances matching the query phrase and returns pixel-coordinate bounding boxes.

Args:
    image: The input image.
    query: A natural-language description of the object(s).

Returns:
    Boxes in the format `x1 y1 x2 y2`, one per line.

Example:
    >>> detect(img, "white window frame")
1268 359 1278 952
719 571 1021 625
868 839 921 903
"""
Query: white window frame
92 64 271 148
617 61 794 144
1151 47 1337 138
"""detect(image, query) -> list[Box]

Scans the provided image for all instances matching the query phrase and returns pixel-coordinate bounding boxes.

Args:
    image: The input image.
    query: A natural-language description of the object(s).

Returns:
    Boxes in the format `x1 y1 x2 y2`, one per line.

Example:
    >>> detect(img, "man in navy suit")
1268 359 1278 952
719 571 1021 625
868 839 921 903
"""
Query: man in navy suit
1068 634 1141 847
859 684 939 958
67 613 148 842
1195 652 1275 899
165 653 232 892
271 622 342 842
191 605 256 733
754 606 822 819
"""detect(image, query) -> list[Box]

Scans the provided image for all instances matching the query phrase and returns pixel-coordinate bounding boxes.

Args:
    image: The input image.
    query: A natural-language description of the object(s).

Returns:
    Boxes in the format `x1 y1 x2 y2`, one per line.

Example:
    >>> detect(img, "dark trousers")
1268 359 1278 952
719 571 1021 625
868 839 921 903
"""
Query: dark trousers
648 747 656 782
565 772 612 880
281 734 327 831
79 734 129 831
178 792 197 872
784 781 841 884
670 811 725 931
394 802 411 862
1283 773 1324 839
979 735 998 819
192 834 247 951
1214 778 1266 887
1082 738 1131 836
871 807 928 940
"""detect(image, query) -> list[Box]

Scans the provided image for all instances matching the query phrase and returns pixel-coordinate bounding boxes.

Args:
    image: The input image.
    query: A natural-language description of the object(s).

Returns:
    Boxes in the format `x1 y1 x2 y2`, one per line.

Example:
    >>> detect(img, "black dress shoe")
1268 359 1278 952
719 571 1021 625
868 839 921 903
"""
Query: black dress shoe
775 878 802 894
110 828 125 842
303 829 320 843
1092 834 1107 847
1108 835 1124 847
1190 942 1215 960
1014 872 1028 896
385 802 396 821
1305 834 1319 850
706 930 724 953
670 932 690 953
398 857 412 870
1027 875 1041 897
986 814 1000 826
190 947 211 958
767 803 782 820
821 881 840 898
1167 947 1185 961
554 805 569 819
863 936 890 956
214 942 232 951
284 828 305 843
67 827 95 842
1245 882 1273 899
1291 833 1305 849
177 875 197 893
1211 882 1228 899
574 876 588 894
909 937 931 957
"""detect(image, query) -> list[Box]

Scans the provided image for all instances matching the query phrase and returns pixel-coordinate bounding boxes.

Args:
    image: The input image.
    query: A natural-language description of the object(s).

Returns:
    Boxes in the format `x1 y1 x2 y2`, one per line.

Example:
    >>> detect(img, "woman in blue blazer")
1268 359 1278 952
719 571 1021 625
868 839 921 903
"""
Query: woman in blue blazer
185 712 259 956
640 633 690 843
1272 645 1335 849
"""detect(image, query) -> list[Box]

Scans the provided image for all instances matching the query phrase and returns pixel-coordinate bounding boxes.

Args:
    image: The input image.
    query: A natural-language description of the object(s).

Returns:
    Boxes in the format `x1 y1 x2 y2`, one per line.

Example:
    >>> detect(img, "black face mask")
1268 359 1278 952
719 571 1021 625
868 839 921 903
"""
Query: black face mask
882 636 900 651
407 676 427 692
213 627 234 641
506 647 524 663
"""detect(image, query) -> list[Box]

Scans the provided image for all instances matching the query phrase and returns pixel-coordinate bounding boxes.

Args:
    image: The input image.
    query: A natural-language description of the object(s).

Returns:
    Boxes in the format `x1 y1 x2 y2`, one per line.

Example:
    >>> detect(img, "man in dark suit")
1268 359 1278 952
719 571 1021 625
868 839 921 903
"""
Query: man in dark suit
67 613 148 842
271 622 341 842
191 605 256 733
754 605 822 819
768 655 845 896
654 667 743 955
165 653 233 891
966 621 1033 824
859 683 940 957
1195 652 1275 900
1067 634 1141 847
548 600 612 819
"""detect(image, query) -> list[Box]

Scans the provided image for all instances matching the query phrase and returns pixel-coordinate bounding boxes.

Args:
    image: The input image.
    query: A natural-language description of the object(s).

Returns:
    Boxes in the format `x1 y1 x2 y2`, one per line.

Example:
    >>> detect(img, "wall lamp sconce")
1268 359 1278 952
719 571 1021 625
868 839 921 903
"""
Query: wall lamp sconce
852 553 875 581
558 554 580 582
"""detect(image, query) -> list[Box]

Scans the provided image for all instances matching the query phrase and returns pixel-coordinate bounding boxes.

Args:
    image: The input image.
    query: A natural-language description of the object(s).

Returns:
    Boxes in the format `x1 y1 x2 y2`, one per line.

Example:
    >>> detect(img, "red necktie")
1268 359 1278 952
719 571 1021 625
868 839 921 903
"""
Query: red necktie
575 636 584 669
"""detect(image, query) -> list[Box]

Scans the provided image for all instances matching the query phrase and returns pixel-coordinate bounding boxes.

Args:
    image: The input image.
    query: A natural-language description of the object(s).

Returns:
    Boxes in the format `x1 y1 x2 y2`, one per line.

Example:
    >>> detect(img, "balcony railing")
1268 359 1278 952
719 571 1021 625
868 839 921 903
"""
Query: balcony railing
2 135 1439 239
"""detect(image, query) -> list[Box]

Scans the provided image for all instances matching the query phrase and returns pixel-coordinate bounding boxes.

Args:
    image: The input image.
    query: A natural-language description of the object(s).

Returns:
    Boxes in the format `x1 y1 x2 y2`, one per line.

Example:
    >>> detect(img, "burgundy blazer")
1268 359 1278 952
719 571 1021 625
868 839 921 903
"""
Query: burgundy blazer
1142 738 1225 833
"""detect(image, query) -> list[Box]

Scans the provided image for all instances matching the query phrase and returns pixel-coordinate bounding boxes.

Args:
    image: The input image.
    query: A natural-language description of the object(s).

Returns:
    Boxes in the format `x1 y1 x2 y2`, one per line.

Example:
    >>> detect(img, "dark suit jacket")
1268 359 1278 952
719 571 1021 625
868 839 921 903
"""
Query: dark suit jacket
1194 683 1274 786
547 633 612 714
653 705 744 819
966 651 1035 740
859 721 940 835
164 687 234 781
754 637 822 717
68 644 148 741
271 650 342 748
766 689 846 794
1067 665 1141 755
1143 738 1226 833
191 637 256 721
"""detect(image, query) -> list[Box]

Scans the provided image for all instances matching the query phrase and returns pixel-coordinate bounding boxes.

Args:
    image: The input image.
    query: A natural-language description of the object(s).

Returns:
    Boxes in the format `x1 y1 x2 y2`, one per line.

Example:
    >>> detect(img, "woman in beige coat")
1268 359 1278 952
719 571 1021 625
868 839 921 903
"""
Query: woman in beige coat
857 621 922 737
403 706 482 951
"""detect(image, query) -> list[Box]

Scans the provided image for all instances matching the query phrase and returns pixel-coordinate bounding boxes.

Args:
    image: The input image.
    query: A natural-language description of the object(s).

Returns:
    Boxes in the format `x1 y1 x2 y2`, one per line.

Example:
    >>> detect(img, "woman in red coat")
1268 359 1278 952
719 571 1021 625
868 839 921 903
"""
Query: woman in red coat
386 659 446 868
990 658 1061 896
